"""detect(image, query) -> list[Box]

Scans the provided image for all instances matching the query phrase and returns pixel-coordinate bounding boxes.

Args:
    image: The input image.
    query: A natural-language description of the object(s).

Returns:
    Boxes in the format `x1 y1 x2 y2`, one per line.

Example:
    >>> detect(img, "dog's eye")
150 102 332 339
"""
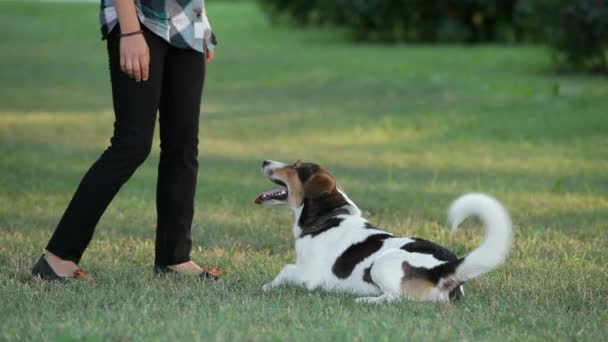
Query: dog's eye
289 163 298 169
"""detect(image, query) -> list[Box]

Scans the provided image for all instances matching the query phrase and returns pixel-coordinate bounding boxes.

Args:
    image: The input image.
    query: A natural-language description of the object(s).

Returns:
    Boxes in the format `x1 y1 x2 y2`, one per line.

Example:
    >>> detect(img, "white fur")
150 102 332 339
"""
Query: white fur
448 193 512 283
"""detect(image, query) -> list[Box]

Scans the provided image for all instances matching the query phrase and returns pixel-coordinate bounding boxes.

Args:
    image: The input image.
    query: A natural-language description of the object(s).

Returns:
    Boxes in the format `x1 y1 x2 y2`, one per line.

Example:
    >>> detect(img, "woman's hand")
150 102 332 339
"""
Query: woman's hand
120 33 150 82
206 49 215 64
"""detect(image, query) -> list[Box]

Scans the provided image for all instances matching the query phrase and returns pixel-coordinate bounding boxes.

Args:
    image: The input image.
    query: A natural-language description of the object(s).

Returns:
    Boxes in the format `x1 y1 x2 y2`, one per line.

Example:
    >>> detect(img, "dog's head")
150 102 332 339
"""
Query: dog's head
255 160 339 208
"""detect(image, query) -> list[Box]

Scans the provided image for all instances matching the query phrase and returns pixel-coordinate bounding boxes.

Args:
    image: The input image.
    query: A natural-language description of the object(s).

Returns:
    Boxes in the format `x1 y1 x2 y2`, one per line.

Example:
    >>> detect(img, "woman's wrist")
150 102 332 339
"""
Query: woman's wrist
115 0 141 35
119 29 144 38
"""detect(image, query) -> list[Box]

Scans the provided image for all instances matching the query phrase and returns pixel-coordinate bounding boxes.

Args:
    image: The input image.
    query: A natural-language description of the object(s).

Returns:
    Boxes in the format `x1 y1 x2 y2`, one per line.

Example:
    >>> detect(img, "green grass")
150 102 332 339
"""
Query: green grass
1 1 607 340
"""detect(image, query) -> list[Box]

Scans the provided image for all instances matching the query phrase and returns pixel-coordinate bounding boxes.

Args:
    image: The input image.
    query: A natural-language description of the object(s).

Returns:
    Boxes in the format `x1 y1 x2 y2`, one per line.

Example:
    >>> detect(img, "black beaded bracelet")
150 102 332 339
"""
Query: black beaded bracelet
119 30 144 38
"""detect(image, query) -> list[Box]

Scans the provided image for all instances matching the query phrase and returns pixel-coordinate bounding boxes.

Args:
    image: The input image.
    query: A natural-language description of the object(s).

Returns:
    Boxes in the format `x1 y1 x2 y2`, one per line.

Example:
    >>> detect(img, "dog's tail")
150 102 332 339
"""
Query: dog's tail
433 193 512 291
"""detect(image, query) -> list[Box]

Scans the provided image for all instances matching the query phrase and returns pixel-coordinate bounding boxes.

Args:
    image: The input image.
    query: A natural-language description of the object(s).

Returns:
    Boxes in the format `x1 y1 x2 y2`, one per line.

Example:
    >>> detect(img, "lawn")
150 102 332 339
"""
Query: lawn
0 1 607 340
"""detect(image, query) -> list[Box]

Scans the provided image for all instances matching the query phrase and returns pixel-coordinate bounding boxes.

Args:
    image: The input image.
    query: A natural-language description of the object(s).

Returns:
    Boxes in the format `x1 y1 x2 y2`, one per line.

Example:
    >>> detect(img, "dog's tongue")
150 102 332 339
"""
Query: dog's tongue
254 188 287 204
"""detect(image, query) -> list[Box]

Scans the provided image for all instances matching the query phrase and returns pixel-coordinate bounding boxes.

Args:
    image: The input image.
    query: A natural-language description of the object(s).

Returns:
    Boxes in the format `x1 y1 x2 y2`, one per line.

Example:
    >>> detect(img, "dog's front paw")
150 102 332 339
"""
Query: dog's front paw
261 282 275 292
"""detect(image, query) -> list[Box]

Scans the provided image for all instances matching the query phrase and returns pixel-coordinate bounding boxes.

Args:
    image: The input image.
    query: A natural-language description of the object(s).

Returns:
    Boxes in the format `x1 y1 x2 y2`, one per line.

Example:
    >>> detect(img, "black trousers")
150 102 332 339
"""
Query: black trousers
46 27 205 266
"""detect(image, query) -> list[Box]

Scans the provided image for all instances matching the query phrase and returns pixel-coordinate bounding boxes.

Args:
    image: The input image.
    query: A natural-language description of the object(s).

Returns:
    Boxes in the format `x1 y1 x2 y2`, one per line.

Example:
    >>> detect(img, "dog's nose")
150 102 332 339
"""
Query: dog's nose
262 160 271 168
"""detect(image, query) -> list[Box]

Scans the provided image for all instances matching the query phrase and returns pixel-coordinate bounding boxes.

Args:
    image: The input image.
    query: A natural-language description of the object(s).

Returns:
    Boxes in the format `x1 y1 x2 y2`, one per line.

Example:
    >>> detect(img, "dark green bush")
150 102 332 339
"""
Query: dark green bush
358 0 519 43
257 0 519 43
516 0 607 71
553 0 607 71
257 0 607 71
256 0 342 25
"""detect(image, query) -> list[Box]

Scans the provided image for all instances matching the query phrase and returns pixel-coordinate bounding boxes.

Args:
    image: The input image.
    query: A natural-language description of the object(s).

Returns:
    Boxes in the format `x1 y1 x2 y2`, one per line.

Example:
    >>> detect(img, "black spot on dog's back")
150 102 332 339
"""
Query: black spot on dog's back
401 238 459 262
332 234 392 279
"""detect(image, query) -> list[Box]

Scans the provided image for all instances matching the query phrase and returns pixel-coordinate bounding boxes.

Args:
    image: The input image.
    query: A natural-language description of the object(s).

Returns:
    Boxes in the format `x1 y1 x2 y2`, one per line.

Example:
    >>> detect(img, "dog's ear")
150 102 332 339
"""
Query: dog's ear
303 172 336 199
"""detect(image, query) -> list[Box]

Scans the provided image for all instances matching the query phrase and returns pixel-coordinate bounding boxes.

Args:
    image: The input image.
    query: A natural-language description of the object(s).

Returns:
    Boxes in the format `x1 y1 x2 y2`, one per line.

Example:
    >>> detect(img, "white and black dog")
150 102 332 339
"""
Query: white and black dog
255 160 512 303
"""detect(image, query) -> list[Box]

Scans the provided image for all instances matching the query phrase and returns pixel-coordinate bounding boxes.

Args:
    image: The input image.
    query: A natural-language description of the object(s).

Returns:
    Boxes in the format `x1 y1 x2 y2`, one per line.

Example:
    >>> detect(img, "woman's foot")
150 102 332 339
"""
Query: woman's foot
168 261 206 275
44 252 80 277
154 261 224 280
31 252 95 280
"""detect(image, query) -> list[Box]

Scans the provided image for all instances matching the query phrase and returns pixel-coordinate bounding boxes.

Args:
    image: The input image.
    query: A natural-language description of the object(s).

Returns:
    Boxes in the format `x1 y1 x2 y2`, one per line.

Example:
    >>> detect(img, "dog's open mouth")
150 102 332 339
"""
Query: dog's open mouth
255 179 288 204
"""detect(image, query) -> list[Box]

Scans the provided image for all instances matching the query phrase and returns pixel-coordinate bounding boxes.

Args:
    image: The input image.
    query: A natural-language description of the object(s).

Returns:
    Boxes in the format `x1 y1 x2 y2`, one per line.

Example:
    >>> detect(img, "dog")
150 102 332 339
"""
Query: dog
255 160 512 303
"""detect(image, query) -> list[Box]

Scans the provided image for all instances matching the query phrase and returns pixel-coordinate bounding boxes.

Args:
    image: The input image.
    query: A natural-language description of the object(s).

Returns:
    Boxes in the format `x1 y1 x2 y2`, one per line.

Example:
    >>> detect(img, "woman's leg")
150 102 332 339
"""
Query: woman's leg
154 46 205 267
44 28 169 268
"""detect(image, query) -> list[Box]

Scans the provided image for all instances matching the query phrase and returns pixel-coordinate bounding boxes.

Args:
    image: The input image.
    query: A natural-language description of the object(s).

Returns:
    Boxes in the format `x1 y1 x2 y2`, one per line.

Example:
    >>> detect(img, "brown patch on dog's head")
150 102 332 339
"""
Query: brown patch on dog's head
301 167 336 200
257 160 341 208
288 161 337 207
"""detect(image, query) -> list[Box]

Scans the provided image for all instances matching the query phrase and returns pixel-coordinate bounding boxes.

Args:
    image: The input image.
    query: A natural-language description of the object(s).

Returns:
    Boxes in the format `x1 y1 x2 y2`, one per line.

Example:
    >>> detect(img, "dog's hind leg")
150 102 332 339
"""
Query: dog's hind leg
355 250 406 304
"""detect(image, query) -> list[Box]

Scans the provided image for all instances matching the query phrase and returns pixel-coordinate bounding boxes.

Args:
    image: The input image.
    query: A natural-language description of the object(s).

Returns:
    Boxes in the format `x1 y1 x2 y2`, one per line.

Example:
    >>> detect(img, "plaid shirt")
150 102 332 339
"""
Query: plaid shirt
100 0 217 53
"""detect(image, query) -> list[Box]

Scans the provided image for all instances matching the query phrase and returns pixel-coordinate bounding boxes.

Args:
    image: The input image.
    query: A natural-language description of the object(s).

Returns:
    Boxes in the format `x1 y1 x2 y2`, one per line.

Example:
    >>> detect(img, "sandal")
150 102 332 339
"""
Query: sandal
31 255 95 281
153 265 224 280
